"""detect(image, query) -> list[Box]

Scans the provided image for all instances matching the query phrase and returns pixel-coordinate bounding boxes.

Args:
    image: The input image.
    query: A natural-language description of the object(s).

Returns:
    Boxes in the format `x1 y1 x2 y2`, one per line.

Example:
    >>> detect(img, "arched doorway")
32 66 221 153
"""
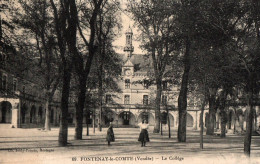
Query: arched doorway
30 105 36 123
187 113 194 127
119 111 136 126
0 101 12 123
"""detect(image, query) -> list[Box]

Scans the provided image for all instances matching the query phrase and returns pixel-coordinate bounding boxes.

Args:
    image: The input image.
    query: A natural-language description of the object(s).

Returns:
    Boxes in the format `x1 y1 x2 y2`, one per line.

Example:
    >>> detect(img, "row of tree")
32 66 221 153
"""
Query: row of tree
127 0 260 156
5 0 122 145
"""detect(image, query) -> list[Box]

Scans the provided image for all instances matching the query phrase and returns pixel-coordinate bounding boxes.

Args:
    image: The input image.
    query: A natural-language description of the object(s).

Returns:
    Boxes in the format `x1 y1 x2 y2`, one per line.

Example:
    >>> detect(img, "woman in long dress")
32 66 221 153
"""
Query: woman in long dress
138 120 149 147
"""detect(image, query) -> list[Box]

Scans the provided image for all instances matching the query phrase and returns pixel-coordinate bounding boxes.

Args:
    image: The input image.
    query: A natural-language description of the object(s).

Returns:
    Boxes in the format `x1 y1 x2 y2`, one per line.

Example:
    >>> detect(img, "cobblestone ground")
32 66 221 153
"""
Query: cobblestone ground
0 124 259 164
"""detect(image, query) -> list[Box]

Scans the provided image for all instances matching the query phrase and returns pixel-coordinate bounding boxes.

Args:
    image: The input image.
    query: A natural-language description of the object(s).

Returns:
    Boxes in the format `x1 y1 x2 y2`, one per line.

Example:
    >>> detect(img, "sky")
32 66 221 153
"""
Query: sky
112 1 145 55
1 0 144 54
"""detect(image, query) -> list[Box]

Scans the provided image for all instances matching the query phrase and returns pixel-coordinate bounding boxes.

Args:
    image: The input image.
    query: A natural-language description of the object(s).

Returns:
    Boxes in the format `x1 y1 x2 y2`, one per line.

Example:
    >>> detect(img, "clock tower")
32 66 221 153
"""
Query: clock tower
124 26 134 58
122 26 134 76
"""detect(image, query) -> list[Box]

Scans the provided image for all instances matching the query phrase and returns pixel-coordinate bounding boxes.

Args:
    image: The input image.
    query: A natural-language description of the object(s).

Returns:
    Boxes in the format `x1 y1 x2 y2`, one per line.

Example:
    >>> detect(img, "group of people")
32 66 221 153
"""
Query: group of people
106 120 149 147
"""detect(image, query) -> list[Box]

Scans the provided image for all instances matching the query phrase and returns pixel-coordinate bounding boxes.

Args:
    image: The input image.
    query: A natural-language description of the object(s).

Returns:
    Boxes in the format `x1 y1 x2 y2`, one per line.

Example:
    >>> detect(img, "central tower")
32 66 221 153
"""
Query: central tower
124 26 134 58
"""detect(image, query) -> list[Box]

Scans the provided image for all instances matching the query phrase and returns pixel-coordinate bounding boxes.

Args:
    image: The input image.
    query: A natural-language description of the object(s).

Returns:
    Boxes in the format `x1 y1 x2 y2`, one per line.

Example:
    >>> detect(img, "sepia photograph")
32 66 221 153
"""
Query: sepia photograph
0 0 260 163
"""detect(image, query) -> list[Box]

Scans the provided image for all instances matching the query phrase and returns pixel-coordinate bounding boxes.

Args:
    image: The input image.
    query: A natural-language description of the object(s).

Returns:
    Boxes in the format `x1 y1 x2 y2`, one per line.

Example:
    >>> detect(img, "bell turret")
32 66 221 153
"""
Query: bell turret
124 26 134 58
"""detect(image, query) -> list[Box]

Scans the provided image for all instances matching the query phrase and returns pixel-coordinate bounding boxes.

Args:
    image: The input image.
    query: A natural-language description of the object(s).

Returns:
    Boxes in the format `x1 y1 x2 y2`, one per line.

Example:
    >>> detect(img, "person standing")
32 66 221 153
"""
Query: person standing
138 120 149 147
106 122 115 146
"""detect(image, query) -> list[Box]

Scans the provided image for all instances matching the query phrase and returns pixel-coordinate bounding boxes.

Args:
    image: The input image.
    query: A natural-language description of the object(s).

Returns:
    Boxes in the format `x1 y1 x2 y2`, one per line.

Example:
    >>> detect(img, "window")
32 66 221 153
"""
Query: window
125 79 130 89
143 95 148 105
127 35 131 44
106 95 112 104
13 79 17 92
143 80 149 89
162 81 167 90
162 95 167 105
2 74 7 90
124 95 130 104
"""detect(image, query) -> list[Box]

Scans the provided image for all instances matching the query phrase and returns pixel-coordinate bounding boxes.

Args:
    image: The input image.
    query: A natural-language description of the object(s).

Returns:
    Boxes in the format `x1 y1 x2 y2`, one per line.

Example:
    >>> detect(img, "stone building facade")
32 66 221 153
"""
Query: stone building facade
0 43 65 128
91 27 260 132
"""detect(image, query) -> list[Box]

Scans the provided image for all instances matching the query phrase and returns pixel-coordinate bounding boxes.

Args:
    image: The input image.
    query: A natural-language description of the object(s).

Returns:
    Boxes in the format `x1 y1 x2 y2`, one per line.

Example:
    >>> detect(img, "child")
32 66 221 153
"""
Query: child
106 122 115 146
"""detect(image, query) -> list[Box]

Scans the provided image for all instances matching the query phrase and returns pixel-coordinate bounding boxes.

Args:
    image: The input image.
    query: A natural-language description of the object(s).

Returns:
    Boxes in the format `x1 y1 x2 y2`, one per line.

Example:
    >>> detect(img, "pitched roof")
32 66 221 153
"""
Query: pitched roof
123 58 134 67
119 53 153 73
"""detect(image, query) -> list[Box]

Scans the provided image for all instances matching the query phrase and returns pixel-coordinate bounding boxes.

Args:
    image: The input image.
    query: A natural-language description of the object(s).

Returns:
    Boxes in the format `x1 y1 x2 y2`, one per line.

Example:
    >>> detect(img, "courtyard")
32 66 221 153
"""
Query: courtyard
0 124 259 164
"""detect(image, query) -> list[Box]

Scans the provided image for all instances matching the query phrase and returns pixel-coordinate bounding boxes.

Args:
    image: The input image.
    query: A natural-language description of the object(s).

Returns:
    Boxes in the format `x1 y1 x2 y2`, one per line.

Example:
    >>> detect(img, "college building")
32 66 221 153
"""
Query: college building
0 28 259 133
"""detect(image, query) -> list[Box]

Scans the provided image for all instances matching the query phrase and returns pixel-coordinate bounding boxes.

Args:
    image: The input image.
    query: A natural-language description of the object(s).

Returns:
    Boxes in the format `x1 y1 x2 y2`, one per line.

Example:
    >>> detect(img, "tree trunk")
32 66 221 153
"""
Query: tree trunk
254 110 257 131
167 107 171 138
98 62 103 132
177 38 191 142
234 116 237 134
75 76 86 140
244 91 254 156
161 122 163 135
58 69 71 146
199 91 207 149
86 123 89 136
93 111 95 133
153 81 162 133
44 99 51 131
200 106 204 149
206 94 216 135
220 111 227 138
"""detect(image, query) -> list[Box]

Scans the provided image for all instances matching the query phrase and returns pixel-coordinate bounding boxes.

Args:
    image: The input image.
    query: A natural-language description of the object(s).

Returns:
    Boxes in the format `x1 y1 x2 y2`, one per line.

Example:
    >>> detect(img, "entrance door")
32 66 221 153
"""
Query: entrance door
122 111 130 125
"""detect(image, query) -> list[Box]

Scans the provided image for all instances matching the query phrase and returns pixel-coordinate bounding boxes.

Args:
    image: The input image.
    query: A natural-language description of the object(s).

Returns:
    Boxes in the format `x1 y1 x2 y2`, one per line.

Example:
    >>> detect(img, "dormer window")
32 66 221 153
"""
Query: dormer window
124 95 130 104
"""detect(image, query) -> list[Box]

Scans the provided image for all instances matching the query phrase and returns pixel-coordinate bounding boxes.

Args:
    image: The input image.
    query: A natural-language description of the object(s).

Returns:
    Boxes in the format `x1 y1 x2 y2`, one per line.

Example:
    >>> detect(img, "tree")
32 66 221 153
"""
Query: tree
0 0 15 45
174 0 203 142
230 0 260 156
95 0 122 131
50 0 78 146
73 0 103 140
14 0 61 131
242 0 260 156
127 0 176 133
188 0 248 136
